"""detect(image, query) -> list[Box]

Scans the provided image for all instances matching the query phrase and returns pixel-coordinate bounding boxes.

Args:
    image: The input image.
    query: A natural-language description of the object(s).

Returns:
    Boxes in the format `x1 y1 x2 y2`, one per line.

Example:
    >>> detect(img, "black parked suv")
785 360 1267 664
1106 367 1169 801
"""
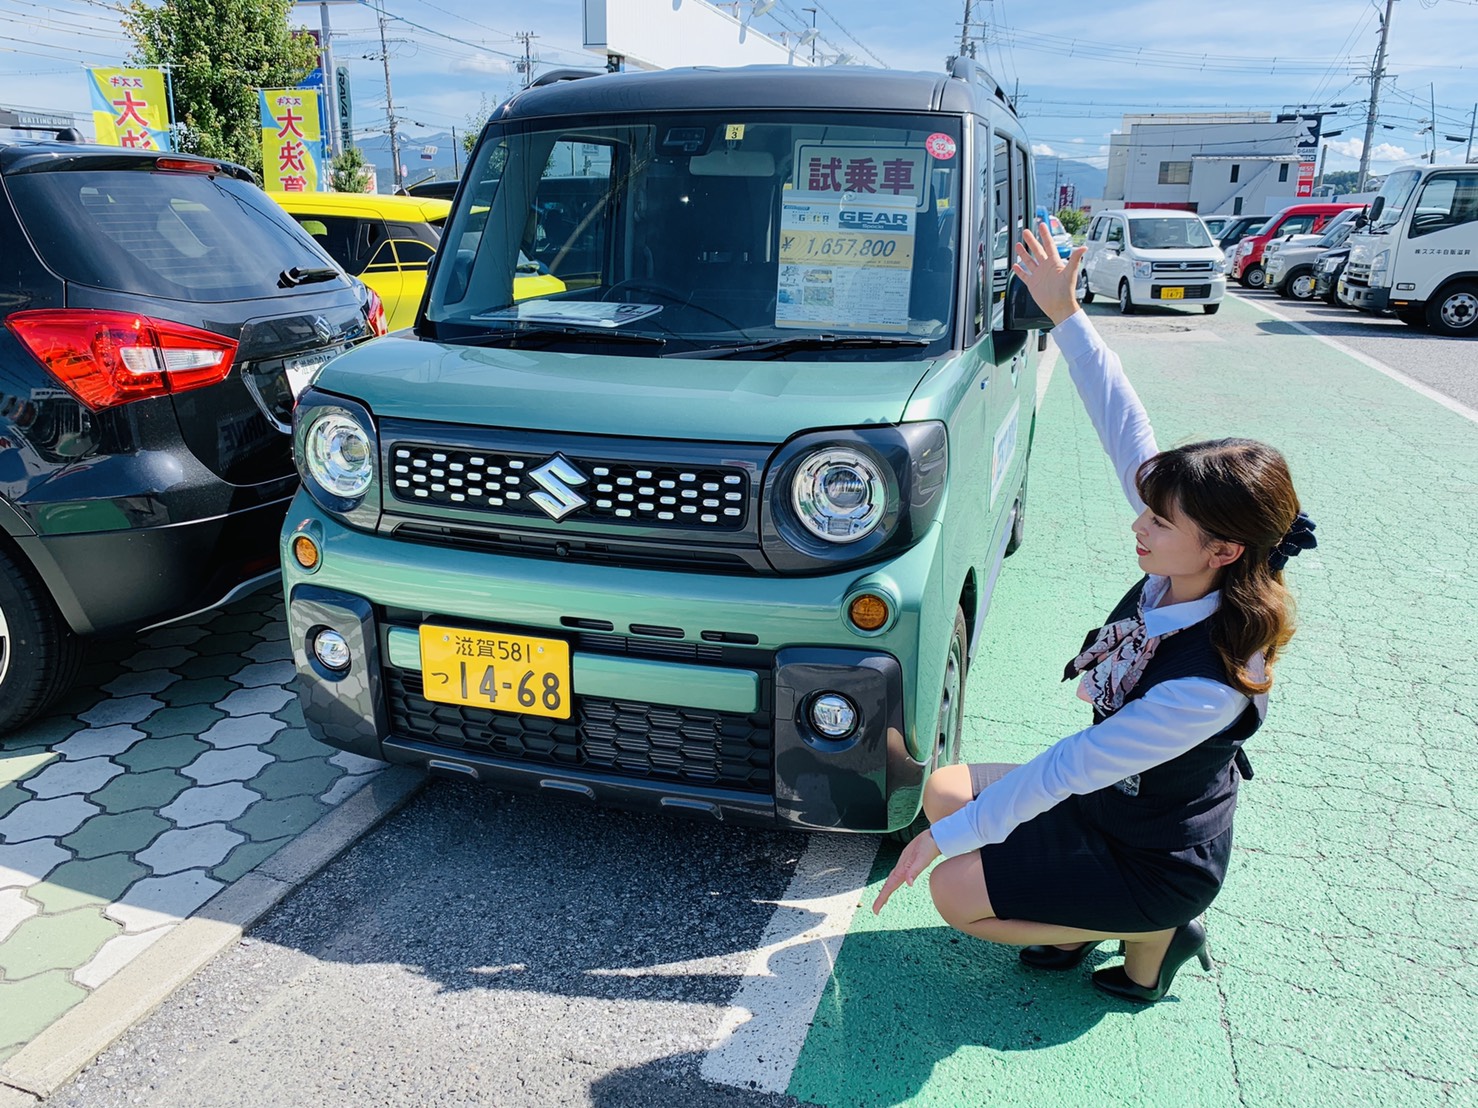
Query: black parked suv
0 139 382 733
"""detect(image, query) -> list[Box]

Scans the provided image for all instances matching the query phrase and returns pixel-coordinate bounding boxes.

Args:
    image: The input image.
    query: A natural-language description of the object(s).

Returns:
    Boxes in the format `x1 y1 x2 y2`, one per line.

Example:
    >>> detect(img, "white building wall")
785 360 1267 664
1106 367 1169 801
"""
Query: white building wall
1121 121 1297 207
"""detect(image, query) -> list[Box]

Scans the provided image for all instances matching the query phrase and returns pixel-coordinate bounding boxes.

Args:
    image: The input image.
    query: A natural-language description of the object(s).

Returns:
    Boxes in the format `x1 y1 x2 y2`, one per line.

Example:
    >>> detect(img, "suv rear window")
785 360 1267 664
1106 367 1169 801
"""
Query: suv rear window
7 166 340 302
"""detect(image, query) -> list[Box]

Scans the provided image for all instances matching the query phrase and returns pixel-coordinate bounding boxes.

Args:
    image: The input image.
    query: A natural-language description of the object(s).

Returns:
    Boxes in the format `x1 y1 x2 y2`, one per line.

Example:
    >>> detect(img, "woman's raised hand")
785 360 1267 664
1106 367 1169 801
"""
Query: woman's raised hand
872 829 941 915
1012 220 1086 327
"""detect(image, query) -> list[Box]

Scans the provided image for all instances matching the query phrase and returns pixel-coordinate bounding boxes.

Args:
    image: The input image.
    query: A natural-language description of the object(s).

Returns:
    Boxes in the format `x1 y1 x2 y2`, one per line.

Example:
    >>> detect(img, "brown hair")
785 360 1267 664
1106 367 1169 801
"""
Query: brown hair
1136 438 1301 696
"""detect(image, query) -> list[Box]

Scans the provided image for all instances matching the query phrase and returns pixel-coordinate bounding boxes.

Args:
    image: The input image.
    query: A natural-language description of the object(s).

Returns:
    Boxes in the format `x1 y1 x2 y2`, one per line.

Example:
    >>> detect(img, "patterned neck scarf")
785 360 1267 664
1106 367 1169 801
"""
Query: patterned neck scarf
1070 579 1181 716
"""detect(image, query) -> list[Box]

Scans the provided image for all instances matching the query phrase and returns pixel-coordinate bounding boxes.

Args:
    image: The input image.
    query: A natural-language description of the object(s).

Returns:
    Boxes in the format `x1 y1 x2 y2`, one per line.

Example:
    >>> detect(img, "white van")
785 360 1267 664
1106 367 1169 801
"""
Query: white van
1078 209 1227 315
1339 164 1478 336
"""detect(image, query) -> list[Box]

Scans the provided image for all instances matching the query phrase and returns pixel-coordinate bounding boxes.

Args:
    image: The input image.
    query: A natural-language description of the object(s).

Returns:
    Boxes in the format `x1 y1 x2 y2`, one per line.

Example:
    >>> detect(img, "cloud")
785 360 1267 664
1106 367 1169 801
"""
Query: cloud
1324 138 1420 165
1032 142 1056 156
451 54 515 76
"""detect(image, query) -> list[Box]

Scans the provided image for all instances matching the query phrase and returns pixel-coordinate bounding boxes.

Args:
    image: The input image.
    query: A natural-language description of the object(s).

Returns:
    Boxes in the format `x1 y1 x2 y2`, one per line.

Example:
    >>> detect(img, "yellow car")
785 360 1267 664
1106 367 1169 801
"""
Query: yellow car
268 191 564 331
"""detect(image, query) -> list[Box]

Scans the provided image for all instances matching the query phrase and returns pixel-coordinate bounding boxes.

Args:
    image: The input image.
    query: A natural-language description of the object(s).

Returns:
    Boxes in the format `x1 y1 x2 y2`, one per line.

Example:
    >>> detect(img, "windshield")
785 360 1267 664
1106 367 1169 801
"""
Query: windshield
1372 169 1421 230
1316 221 1352 249
1126 217 1213 249
426 110 962 357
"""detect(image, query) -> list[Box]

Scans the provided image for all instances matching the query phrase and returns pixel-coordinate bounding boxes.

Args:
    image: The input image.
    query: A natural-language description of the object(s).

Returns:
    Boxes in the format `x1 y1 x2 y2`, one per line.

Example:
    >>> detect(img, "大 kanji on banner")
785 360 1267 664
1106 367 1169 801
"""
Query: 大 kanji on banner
88 68 172 151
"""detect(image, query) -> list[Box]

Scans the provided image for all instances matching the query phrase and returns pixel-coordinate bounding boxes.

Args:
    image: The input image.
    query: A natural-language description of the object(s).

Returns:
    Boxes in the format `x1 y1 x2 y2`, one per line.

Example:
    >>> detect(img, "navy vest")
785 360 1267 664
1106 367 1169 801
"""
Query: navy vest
1064 577 1261 850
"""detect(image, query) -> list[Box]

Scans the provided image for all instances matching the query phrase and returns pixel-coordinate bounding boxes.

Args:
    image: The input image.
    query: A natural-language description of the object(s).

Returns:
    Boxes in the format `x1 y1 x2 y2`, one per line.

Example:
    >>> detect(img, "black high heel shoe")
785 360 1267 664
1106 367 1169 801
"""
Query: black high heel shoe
1019 941 1104 970
1091 919 1212 1003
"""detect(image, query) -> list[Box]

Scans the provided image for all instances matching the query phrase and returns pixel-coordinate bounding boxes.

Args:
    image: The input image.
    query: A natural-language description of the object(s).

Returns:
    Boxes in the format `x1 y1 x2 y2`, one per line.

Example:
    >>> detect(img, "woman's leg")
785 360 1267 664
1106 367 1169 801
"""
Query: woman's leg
927 852 1176 980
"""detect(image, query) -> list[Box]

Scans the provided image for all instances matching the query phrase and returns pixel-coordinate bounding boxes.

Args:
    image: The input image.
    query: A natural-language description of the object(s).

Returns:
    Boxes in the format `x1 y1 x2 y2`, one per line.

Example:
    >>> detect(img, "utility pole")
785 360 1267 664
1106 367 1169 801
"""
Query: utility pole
958 0 977 59
515 32 537 86
316 3 339 156
451 125 459 177
1469 104 1476 164
1357 0 1396 193
1429 84 1437 163
376 2 401 191
802 8 817 65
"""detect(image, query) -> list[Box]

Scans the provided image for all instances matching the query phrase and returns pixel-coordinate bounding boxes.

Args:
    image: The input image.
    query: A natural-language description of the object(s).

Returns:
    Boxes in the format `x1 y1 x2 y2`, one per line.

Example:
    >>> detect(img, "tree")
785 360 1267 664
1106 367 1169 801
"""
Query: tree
125 0 320 176
330 145 371 193
463 93 494 157
1056 207 1089 236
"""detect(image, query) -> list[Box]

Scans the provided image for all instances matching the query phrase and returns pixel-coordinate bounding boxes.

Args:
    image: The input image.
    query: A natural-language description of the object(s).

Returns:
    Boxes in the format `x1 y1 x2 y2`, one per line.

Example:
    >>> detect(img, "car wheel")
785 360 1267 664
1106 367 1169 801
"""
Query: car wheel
0 546 83 735
888 606 967 844
1286 268 1316 300
1075 266 1094 304
1241 264 1266 290
1118 280 1135 315
1426 282 1478 337
1203 303 1221 315
1004 466 1028 556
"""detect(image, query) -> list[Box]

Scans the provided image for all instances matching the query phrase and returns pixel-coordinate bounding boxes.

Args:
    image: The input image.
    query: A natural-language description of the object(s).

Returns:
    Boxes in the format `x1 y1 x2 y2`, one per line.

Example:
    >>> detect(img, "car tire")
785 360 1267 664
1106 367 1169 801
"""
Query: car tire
1241 264 1266 290
1004 465 1028 556
0 546 83 735
1118 280 1135 315
1076 267 1094 304
1203 303 1221 315
1425 282 1478 337
888 606 968 844
1285 268 1316 300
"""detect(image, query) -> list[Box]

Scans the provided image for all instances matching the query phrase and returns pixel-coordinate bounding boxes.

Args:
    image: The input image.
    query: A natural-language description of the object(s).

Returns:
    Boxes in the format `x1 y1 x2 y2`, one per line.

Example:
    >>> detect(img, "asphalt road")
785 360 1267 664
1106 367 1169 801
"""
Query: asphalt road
1224 286 1478 411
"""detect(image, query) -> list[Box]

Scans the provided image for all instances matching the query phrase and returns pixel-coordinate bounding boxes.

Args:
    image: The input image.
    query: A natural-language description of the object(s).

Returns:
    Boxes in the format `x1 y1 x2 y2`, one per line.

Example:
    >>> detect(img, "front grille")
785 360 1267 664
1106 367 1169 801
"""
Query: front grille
385 668 773 793
1151 261 1215 273
1152 284 1212 299
391 522 761 573
389 443 748 530
1343 262 1371 286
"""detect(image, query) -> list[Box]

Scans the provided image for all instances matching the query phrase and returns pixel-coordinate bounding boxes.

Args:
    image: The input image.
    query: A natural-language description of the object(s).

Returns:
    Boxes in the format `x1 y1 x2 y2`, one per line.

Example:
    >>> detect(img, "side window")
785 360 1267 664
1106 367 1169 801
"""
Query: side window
1230 164 1240 184
990 136 1011 333
1278 164 1290 183
1089 217 1104 242
972 123 991 339
294 214 360 273
1106 219 1124 244
1410 172 1478 237
363 240 398 272
1277 215 1316 237
394 240 436 268
1012 142 1029 254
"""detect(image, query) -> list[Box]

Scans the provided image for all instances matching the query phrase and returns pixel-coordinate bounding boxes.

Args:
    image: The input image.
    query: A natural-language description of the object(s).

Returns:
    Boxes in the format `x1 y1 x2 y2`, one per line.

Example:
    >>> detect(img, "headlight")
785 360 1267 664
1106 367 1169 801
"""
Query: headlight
1211 254 1227 275
1369 249 1391 286
305 413 374 498
292 387 382 529
1132 260 1153 279
761 422 947 574
791 449 886 543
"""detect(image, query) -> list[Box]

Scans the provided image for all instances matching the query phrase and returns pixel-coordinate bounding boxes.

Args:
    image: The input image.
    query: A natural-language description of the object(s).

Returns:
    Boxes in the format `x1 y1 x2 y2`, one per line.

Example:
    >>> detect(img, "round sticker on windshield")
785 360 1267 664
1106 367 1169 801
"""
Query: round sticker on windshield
926 133 957 160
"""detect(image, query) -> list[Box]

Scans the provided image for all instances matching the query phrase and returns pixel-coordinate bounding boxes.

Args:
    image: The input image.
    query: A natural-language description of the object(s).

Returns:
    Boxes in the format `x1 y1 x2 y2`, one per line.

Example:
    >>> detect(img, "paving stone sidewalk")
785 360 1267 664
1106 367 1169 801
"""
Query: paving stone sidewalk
0 584 387 1062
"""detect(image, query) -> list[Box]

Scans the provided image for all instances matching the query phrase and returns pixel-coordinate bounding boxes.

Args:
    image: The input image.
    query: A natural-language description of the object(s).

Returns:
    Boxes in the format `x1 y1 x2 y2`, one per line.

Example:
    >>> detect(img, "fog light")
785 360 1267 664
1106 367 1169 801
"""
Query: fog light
810 693 857 738
848 593 890 632
312 628 351 671
292 534 320 569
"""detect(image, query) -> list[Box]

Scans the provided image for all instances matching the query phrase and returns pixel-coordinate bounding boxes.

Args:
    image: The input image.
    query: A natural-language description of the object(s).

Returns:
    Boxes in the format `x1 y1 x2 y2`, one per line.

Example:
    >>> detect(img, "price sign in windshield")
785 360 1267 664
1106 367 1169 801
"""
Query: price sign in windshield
777 193 916 332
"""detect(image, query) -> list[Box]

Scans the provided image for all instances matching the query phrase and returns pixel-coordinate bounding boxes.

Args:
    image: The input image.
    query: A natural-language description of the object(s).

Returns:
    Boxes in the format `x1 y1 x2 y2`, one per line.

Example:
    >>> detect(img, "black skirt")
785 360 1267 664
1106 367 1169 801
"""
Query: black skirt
968 763 1232 934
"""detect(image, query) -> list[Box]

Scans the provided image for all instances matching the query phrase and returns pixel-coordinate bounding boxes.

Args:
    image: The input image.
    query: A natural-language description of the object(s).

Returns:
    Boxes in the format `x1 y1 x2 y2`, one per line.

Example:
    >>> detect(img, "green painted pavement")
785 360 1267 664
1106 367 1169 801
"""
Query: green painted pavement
789 298 1478 1107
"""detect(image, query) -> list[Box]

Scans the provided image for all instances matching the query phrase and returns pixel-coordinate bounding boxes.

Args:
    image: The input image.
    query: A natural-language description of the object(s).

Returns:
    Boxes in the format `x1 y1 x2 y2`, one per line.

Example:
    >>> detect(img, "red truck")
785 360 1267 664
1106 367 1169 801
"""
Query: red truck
1228 201 1365 289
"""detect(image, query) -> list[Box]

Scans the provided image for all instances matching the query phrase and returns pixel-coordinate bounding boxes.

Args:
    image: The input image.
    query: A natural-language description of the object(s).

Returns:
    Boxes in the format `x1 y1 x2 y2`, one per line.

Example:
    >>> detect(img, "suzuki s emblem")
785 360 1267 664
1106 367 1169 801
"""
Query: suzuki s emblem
529 455 589 520
1178 262 1188 271
311 316 336 344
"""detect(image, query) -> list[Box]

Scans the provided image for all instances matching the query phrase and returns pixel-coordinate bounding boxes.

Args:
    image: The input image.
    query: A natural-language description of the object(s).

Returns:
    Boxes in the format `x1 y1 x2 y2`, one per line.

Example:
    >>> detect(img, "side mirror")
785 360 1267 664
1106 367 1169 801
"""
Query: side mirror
1354 208 1368 229
1367 196 1385 224
1003 273 1054 333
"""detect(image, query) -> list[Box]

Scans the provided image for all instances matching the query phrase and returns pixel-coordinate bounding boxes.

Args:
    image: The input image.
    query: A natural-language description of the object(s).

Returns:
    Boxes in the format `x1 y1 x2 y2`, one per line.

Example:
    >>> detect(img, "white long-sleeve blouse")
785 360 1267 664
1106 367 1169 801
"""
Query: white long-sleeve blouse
927 311 1258 860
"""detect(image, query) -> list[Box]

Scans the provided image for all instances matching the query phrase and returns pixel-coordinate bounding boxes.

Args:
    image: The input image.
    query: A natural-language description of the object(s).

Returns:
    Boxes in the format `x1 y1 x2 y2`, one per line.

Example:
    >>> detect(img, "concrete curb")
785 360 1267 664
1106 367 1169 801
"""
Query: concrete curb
0 765 426 1101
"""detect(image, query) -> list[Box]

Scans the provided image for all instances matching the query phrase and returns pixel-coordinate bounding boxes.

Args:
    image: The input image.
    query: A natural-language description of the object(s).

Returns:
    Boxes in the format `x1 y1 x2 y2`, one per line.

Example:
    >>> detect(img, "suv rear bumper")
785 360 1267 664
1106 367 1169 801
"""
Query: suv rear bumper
17 494 292 635
281 495 949 833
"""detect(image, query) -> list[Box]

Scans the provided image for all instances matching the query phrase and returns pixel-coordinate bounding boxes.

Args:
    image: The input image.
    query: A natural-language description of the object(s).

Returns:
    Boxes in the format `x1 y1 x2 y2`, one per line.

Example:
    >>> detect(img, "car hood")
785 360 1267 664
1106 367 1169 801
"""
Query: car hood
312 335 937 443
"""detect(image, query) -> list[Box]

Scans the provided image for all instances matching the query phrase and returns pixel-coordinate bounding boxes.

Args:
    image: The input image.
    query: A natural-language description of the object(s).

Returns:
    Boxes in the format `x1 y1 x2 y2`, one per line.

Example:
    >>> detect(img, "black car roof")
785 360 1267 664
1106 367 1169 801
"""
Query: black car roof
495 62 1008 123
0 139 253 181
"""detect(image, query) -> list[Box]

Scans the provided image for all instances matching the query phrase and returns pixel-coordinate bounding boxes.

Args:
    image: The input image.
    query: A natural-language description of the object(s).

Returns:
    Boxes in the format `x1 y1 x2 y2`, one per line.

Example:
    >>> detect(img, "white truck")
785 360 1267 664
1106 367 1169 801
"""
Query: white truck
1339 163 1478 336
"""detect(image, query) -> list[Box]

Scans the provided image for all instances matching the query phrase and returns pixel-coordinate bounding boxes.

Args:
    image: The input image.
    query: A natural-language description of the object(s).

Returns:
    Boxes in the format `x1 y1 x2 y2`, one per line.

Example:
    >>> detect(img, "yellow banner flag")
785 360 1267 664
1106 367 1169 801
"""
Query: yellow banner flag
260 88 325 192
88 67 172 150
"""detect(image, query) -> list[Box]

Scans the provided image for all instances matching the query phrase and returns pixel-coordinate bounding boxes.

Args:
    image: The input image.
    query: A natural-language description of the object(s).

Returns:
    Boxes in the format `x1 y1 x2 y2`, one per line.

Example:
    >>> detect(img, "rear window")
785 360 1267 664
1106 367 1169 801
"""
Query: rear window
7 166 341 302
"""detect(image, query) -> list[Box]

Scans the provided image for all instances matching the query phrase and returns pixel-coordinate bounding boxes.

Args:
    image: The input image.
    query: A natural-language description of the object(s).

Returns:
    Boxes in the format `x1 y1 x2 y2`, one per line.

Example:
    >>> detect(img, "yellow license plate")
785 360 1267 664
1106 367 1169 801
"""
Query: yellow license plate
1160 286 1185 300
418 625 571 719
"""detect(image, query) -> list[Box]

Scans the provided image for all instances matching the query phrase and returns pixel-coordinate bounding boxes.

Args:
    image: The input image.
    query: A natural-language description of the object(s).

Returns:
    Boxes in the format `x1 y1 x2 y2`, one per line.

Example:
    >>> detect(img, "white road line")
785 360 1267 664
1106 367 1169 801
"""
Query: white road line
1232 293 1478 427
700 832 878 1094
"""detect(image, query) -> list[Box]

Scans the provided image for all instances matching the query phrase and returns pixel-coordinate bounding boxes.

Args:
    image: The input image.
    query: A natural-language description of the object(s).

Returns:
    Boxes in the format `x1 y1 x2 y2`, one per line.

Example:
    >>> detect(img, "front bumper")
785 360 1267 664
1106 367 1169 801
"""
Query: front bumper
1128 275 1225 305
282 495 948 832
1339 278 1389 312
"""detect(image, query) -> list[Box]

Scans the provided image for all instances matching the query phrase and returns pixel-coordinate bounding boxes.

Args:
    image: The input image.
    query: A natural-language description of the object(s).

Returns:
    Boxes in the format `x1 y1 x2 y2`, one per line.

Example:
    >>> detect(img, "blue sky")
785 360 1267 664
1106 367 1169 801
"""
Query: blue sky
2 0 1475 175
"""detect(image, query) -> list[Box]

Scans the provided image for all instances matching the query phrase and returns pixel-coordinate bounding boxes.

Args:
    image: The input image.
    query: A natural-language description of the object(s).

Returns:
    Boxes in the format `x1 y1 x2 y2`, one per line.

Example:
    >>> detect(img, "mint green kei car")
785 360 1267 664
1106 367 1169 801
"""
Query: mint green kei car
282 59 1050 835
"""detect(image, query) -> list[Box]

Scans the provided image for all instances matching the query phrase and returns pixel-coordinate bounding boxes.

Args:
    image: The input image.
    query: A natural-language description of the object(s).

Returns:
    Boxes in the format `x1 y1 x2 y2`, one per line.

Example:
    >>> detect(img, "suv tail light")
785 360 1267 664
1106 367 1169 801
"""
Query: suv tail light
364 288 388 336
6 310 238 411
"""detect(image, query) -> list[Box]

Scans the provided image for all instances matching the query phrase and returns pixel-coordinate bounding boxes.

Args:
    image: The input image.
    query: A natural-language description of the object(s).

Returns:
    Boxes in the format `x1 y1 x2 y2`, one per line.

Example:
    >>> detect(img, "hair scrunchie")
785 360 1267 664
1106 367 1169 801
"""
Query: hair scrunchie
1268 510 1317 571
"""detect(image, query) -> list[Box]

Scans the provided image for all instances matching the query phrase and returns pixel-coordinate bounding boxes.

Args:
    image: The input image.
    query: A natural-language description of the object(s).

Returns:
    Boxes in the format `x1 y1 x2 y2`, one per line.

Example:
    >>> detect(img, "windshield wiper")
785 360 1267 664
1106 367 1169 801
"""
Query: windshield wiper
278 266 341 288
455 326 667 351
676 335 930 360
